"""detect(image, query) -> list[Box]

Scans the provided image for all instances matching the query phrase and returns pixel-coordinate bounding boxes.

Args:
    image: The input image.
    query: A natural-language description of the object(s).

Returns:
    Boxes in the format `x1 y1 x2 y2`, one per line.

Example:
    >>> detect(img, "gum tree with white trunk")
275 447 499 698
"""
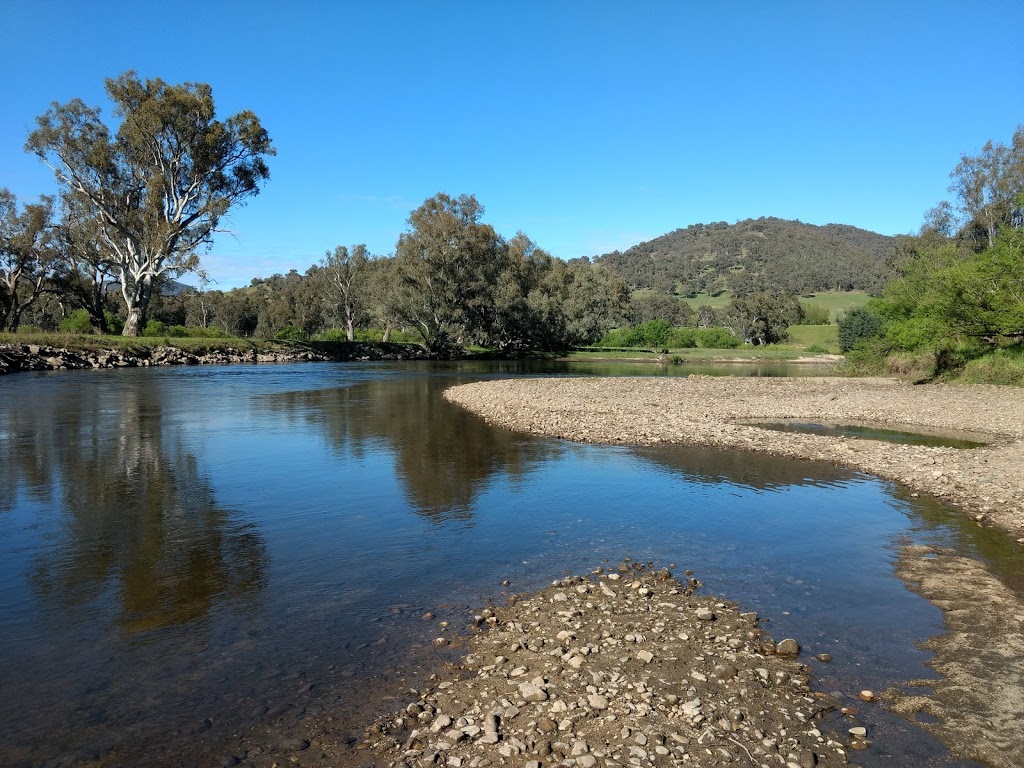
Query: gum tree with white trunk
26 71 274 335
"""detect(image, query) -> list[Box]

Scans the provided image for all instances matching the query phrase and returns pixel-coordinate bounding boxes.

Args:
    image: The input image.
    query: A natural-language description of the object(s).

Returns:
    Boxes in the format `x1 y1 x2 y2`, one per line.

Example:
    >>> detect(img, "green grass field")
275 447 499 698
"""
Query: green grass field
784 324 839 353
675 290 872 322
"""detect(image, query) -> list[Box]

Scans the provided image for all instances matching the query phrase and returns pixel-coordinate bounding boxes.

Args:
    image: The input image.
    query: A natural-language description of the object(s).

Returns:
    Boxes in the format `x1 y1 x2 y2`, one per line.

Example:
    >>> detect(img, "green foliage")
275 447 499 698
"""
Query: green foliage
598 324 740 350
837 306 884 352
796 301 831 325
726 292 803 345
59 309 95 334
142 320 166 337
593 217 895 296
805 344 828 354
274 325 307 341
957 347 1024 386
105 311 124 335
694 327 741 349
627 291 694 326
26 71 274 335
875 229 1024 352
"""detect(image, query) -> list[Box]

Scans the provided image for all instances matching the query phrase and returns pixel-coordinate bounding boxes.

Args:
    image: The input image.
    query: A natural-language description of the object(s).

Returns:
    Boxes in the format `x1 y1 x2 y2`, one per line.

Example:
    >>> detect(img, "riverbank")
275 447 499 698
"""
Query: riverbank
365 562 855 768
0 340 428 374
444 376 1024 539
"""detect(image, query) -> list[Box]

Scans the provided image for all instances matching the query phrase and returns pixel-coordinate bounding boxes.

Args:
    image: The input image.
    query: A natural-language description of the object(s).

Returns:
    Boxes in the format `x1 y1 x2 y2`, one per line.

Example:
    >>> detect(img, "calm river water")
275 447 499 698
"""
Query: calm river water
1 361 1017 767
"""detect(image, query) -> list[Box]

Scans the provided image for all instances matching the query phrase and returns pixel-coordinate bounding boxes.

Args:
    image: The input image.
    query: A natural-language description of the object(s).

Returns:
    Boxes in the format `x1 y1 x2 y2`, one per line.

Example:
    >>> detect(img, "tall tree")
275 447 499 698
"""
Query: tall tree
0 188 58 332
321 244 371 341
53 193 117 333
26 71 274 335
948 125 1024 248
390 193 503 355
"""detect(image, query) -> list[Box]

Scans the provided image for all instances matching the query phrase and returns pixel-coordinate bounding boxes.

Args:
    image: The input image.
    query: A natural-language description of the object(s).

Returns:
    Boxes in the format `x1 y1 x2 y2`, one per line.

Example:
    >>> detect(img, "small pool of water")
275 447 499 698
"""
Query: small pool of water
751 420 990 449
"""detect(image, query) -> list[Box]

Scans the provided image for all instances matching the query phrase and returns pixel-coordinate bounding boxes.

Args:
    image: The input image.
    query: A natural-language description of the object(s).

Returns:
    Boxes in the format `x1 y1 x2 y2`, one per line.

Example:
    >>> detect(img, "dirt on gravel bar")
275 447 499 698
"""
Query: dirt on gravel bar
364 562 863 768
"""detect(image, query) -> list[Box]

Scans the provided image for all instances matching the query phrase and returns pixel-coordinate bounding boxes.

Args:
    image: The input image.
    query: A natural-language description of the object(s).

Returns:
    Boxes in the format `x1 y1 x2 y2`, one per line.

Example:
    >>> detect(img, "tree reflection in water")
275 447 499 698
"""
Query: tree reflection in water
265 376 562 521
2 378 266 636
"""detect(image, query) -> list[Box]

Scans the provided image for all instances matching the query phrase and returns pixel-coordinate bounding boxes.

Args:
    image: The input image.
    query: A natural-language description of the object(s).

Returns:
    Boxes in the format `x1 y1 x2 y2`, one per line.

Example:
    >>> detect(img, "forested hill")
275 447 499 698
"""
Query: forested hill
591 217 897 296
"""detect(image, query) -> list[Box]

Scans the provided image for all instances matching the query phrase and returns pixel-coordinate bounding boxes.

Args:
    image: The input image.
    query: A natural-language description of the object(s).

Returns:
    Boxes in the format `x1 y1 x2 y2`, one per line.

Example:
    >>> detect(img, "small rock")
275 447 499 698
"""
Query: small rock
776 638 800 656
518 682 548 702
587 694 609 710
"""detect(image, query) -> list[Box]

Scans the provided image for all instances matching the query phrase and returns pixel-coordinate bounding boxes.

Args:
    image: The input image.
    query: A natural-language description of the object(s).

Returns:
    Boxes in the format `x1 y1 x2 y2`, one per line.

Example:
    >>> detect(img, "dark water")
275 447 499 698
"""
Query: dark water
752 420 990 449
0 361 1018 767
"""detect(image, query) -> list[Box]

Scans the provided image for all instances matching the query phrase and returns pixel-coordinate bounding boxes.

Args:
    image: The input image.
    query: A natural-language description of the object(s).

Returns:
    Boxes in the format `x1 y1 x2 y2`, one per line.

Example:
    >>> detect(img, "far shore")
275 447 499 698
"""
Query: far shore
444 376 1024 539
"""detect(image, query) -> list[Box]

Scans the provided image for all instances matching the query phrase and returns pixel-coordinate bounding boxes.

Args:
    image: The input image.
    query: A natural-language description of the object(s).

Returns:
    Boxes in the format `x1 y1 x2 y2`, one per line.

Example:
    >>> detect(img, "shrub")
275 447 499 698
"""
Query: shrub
142 320 167 337
105 311 124 335
274 326 307 341
805 344 828 354
695 327 740 349
59 309 95 334
837 307 884 352
665 327 697 348
797 302 832 325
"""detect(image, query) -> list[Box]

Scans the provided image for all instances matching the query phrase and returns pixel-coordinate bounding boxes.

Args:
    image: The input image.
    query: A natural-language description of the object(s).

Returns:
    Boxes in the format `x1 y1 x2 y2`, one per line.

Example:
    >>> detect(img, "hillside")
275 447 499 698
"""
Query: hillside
592 217 897 296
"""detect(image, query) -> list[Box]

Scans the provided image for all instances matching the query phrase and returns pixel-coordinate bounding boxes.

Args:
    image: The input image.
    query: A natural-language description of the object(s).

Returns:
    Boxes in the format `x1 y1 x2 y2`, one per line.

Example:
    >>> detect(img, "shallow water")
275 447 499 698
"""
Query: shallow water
0 361 1017 767
752 420 989 449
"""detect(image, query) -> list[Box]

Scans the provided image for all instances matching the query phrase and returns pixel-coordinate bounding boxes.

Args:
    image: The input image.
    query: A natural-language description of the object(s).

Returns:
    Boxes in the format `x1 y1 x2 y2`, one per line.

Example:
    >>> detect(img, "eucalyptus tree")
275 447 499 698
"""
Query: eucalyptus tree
26 71 275 335
321 243 372 340
0 188 59 332
948 125 1024 248
52 193 118 333
390 194 503 355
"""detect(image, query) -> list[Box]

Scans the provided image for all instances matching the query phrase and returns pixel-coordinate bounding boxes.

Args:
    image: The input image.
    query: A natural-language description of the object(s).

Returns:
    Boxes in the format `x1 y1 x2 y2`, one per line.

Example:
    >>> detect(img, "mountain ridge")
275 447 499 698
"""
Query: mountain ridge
590 217 898 296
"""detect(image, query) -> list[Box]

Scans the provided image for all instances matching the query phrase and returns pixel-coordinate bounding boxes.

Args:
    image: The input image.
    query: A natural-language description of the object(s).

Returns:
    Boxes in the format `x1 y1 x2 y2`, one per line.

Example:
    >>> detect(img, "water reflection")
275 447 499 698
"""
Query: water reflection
632 442 857 490
2 377 266 636
264 376 561 520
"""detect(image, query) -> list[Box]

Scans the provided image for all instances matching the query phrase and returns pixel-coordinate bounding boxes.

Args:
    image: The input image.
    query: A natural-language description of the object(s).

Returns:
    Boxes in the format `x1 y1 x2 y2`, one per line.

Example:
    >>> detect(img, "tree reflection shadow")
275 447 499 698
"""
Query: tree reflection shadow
265 376 562 522
4 379 267 635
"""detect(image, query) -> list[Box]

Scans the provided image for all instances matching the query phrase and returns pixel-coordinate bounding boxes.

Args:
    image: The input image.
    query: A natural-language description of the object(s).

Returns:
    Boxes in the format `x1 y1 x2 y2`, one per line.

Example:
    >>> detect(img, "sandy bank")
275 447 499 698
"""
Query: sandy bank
444 376 1024 538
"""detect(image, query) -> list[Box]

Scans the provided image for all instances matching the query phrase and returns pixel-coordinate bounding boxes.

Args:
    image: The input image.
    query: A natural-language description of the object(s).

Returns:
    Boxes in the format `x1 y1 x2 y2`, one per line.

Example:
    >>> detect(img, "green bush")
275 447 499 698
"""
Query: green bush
837 307 884 352
274 325 307 341
59 309 94 334
797 302 832 325
142 320 167 337
694 327 740 349
957 347 1024 386
665 327 697 348
805 344 828 354
105 311 124 335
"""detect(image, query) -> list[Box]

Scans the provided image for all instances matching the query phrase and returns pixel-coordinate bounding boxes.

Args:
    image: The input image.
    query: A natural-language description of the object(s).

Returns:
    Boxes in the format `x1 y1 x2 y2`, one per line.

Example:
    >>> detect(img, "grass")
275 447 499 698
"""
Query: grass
784 324 839 353
0 331 421 356
563 346 822 363
800 291 872 322
952 347 1024 386
678 291 733 310
675 290 872 323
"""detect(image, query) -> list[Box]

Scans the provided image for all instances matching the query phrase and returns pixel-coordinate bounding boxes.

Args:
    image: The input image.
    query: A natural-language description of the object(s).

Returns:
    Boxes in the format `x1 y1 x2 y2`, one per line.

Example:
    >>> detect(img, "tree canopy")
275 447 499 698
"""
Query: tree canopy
26 71 274 335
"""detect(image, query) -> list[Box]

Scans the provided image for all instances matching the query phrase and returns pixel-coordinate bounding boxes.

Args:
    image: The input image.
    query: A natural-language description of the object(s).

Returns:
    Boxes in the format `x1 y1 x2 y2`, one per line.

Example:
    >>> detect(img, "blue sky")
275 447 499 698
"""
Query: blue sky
2 1 1021 289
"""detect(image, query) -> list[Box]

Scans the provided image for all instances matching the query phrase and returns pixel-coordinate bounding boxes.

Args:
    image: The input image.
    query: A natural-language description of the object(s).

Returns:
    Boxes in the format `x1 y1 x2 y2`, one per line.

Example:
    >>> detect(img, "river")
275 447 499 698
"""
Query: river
0 361 1012 767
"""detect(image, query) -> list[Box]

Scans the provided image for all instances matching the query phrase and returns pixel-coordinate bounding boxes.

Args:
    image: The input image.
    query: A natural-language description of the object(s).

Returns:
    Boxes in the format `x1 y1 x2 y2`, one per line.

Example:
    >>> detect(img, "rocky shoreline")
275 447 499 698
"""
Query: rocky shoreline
0 341 428 374
443 376 1024 539
365 562 861 768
